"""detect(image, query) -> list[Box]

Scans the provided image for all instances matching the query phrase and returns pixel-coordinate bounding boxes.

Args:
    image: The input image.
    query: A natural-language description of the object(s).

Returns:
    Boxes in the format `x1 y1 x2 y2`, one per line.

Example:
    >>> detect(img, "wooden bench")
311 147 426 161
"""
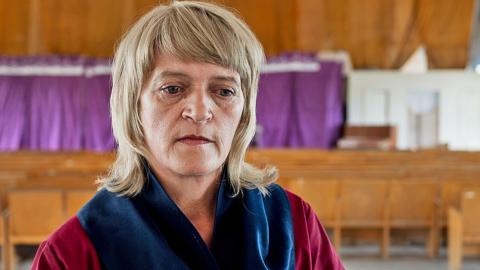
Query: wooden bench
0 150 480 262
448 187 480 270
286 177 454 258
338 179 389 257
387 179 440 258
7 190 64 269
6 188 96 270
286 178 340 249
65 189 97 218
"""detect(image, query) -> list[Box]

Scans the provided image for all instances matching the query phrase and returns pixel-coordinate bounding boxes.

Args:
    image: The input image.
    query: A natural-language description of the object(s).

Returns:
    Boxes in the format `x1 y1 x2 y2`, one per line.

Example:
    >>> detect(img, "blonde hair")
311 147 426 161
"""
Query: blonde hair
98 1 277 197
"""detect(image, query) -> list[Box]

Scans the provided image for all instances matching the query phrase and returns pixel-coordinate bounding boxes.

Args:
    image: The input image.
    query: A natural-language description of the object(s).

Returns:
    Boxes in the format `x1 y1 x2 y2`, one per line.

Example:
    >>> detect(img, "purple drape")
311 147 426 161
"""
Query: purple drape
256 72 294 147
0 54 343 151
0 56 114 152
27 75 84 150
0 76 29 151
256 54 344 148
83 60 115 151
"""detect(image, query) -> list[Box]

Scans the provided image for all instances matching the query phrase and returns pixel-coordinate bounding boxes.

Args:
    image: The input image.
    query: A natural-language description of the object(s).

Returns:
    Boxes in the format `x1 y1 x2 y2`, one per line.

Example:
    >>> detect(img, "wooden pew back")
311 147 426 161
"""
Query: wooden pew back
286 178 339 227
339 179 388 227
8 190 64 244
65 189 97 218
389 179 439 227
461 187 480 242
1 150 480 259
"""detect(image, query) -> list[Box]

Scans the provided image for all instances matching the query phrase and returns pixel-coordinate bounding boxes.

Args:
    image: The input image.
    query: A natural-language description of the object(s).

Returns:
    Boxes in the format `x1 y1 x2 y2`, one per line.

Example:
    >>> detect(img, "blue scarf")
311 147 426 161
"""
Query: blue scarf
78 168 295 269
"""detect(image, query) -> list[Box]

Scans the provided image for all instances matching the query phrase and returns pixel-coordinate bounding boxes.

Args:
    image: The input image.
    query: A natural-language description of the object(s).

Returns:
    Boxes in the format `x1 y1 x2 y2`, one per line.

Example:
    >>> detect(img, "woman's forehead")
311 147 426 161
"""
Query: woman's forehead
150 53 241 84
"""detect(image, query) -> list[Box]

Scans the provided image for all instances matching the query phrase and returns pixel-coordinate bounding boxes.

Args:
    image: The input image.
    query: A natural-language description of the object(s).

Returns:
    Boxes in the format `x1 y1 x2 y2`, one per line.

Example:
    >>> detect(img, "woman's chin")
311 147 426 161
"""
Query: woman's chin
171 159 222 177
175 166 219 177
171 149 223 171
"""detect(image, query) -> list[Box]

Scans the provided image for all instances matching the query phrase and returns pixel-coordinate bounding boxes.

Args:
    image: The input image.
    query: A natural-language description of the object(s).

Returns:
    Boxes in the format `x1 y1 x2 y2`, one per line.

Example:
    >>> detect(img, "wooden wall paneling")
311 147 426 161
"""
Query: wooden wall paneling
123 0 164 33
36 0 86 55
221 0 296 56
0 0 474 67
121 0 136 32
351 0 390 69
418 0 474 68
28 0 40 54
24 0 161 57
0 0 30 54
297 0 474 68
383 0 420 68
117 0 294 56
298 0 345 56
298 0 392 68
83 0 127 57
385 0 474 68
273 0 298 53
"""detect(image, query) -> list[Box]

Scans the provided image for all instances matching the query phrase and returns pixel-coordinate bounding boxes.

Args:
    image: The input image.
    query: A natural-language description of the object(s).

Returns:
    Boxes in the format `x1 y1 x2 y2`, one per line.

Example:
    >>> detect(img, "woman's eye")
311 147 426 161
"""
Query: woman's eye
219 89 235 97
161 86 182 95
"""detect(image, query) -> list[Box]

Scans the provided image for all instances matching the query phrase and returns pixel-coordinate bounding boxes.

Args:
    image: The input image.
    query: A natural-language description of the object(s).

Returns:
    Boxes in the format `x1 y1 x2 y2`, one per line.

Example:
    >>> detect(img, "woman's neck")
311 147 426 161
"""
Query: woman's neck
149 162 222 247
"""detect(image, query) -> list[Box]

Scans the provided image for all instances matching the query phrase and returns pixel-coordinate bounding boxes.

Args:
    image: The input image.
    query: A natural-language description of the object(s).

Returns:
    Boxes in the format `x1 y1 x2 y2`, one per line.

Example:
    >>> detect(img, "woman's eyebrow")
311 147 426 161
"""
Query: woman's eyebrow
158 70 191 80
150 71 191 86
152 71 239 86
210 75 240 86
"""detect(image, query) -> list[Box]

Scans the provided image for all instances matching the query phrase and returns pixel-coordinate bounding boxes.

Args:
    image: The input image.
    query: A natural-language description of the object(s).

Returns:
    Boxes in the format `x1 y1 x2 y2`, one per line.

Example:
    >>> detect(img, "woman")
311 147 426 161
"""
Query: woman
32 1 344 269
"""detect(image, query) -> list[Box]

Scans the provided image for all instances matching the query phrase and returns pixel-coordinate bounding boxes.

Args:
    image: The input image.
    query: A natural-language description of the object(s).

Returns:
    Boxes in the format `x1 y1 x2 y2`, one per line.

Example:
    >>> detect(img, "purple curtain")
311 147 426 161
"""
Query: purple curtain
0 76 29 150
83 60 115 151
0 56 114 152
256 54 344 148
27 75 84 150
0 54 343 151
256 72 294 147
292 61 343 148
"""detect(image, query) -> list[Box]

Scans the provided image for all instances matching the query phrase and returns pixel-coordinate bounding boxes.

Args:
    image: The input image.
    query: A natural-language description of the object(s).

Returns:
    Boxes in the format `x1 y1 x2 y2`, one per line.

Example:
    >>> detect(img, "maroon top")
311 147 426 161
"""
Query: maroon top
32 190 343 270
285 190 344 270
31 217 102 270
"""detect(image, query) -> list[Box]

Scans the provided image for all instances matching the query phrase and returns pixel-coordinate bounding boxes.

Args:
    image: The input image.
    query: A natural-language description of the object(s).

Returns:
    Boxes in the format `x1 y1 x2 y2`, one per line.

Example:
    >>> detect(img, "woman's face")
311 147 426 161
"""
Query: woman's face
140 54 244 178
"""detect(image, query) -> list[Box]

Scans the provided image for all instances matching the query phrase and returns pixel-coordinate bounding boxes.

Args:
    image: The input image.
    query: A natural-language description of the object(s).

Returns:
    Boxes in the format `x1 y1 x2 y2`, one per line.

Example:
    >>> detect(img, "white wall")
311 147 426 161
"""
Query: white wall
348 70 480 150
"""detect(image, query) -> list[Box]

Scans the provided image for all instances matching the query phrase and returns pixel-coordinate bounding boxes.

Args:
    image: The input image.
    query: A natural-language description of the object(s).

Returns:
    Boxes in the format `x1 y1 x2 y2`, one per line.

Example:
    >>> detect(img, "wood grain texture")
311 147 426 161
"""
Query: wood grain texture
0 0 473 67
0 0 31 54
0 150 479 258
297 0 474 68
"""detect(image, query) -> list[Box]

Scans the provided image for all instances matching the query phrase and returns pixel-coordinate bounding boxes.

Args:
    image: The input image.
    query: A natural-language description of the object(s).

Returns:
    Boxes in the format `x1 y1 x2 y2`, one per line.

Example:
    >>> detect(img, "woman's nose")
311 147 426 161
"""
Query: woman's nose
181 90 213 123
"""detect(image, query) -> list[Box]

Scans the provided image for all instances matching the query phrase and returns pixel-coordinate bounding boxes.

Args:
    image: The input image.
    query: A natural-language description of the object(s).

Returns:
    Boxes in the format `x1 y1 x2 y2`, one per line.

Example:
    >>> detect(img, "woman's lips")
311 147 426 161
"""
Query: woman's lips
177 136 213 145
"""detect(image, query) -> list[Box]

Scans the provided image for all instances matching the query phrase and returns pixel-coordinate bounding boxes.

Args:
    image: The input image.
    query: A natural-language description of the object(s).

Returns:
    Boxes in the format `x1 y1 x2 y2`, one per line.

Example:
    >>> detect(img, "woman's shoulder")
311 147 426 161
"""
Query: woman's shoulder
77 188 134 226
263 183 311 214
31 217 102 270
283 188 314 217
281 187 345 270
